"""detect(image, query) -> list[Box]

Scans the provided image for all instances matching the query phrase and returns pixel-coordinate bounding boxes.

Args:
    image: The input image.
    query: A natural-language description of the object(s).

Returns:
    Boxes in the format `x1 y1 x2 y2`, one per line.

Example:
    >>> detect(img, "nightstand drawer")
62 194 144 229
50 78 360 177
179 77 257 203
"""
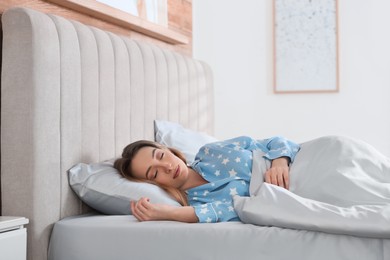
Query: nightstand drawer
0 217 29 260
0 227 27 260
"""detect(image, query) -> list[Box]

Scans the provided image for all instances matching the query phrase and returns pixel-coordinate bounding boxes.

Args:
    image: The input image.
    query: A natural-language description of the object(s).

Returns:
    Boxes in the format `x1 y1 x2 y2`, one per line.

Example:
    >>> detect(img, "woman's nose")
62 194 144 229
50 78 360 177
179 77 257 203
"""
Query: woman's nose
160 163 173 173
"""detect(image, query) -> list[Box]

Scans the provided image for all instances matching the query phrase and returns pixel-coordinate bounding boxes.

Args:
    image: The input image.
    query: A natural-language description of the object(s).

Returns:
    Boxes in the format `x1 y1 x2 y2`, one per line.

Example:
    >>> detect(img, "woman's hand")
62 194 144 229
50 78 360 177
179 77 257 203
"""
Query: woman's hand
265 157 290 190
130 197 199 223
131 197 172 221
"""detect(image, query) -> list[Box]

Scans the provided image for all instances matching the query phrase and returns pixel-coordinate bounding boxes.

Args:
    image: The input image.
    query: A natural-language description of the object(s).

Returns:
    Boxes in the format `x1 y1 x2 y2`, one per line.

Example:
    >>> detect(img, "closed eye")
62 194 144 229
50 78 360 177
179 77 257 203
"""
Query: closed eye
152 152 164 179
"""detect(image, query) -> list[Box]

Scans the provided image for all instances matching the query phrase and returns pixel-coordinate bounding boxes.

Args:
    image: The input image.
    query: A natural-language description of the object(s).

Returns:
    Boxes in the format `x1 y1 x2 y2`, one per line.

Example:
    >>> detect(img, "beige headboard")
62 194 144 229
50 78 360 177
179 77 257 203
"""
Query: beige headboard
0 7 213 260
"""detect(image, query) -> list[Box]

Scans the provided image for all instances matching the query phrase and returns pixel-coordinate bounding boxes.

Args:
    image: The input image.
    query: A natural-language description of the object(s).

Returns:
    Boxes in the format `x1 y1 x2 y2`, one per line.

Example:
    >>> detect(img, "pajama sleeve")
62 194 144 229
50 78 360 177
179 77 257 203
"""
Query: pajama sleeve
253 136 300 163
192 201 239 223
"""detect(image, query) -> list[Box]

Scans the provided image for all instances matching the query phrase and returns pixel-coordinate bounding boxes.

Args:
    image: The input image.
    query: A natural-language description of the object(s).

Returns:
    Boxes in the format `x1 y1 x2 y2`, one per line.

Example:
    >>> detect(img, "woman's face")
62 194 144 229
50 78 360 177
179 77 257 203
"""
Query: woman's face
131 146 189 190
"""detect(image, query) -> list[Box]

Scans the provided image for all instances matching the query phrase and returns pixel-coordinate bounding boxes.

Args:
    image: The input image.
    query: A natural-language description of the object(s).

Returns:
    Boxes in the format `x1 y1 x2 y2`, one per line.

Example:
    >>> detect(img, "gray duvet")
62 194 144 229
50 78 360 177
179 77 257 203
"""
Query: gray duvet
234 135 390 238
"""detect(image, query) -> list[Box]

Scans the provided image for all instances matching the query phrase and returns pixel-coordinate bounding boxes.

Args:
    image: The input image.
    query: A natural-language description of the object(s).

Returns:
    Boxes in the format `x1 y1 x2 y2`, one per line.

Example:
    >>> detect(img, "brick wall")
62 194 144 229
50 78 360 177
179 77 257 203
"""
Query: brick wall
167 0 193 55
169 0 192 34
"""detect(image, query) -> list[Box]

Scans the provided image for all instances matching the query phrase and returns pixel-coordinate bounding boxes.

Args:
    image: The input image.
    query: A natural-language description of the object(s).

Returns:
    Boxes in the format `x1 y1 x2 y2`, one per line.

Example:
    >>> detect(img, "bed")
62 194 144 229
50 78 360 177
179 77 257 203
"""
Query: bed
1 7 389 260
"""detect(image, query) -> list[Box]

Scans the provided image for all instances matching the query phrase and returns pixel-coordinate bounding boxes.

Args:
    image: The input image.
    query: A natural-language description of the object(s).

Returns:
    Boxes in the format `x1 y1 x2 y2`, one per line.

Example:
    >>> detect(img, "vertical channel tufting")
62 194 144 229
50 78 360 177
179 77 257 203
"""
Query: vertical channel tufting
136 41 157 140
194 61 208 133
203 62 214 134
125 40 145 141
151 44 169 120
173 52 189 127
1 8 61 260
162 49 180 123
49 14 83 218
108 33 132 156
91 27 116 161
72 21 100 163
185 57 198 131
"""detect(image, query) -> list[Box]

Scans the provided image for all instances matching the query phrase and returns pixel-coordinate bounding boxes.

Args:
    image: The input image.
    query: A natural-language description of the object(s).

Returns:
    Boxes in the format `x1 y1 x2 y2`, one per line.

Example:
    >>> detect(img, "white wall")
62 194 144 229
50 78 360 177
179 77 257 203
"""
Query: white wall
193 0 390 157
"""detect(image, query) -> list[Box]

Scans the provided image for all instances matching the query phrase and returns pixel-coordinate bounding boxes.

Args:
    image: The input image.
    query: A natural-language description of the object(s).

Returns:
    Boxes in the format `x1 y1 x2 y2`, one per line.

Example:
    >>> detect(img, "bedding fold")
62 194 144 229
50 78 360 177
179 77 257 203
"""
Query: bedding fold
234 136 390 239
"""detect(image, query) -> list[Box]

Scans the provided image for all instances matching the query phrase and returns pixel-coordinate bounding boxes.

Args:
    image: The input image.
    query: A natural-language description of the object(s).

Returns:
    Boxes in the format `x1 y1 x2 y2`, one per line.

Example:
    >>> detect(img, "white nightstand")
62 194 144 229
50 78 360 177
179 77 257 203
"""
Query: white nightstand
0 216 29 260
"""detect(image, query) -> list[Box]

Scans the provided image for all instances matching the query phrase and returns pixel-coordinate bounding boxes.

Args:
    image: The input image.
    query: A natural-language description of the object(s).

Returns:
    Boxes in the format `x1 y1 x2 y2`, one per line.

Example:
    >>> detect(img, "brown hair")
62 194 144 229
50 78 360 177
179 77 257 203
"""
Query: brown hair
114 140 189 206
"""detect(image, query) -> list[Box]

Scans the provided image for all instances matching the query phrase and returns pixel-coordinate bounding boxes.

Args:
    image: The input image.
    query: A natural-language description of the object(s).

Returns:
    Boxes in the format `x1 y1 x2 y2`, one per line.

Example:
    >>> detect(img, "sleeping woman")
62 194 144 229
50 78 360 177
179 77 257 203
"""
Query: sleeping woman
114 135 390 235
114 136 300 223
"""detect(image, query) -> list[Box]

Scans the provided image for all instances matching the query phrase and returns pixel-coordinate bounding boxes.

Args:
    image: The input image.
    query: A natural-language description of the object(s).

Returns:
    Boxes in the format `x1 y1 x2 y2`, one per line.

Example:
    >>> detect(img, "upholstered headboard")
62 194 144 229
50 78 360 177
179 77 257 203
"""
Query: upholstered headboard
1 7 213 260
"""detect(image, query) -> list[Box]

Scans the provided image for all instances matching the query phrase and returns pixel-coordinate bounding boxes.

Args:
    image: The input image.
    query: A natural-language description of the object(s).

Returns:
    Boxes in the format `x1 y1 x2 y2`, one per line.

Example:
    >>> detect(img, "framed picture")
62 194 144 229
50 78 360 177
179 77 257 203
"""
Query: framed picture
273 0 339 93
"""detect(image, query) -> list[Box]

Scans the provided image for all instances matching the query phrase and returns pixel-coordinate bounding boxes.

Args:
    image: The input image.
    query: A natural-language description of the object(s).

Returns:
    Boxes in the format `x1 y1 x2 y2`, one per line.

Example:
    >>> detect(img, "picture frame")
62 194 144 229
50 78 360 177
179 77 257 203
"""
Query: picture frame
273 0 339 93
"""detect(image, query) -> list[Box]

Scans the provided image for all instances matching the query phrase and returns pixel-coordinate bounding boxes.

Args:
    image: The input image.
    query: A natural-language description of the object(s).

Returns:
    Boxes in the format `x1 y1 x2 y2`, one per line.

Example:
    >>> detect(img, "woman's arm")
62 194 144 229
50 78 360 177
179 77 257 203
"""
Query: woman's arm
131 197 198 223
253 136 298 190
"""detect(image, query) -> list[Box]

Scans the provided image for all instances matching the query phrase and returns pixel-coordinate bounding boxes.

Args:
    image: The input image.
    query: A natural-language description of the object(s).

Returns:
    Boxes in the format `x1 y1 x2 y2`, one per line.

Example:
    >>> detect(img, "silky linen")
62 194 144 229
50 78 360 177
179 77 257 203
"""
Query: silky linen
48 214 389 260
234 135 390 239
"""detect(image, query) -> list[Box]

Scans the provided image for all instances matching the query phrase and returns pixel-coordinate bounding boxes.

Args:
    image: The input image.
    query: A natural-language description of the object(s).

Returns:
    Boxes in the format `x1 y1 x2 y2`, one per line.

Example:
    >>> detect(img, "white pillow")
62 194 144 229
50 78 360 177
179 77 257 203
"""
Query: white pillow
68 160 181 215
154 120 218 163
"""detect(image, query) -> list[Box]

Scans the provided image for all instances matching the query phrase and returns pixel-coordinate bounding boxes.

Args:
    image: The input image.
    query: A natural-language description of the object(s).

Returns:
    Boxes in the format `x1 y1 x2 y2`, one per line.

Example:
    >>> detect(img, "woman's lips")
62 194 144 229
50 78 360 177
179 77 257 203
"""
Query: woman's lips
173 165 180 179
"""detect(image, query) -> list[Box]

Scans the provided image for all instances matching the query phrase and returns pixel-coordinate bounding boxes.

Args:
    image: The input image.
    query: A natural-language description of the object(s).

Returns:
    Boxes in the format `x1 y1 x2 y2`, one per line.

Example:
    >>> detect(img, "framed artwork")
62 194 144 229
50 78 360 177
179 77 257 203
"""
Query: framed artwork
273 0 339 93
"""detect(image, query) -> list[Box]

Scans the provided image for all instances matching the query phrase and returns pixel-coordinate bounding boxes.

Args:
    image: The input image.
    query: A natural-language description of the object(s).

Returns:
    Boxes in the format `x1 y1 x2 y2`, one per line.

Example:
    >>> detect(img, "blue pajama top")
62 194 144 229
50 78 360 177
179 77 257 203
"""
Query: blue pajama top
188 136 300 223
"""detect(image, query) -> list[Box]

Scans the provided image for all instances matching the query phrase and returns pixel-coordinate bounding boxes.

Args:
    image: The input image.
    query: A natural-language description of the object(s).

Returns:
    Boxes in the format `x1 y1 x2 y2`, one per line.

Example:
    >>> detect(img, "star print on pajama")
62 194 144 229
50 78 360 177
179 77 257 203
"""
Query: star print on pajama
188 136 300 223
